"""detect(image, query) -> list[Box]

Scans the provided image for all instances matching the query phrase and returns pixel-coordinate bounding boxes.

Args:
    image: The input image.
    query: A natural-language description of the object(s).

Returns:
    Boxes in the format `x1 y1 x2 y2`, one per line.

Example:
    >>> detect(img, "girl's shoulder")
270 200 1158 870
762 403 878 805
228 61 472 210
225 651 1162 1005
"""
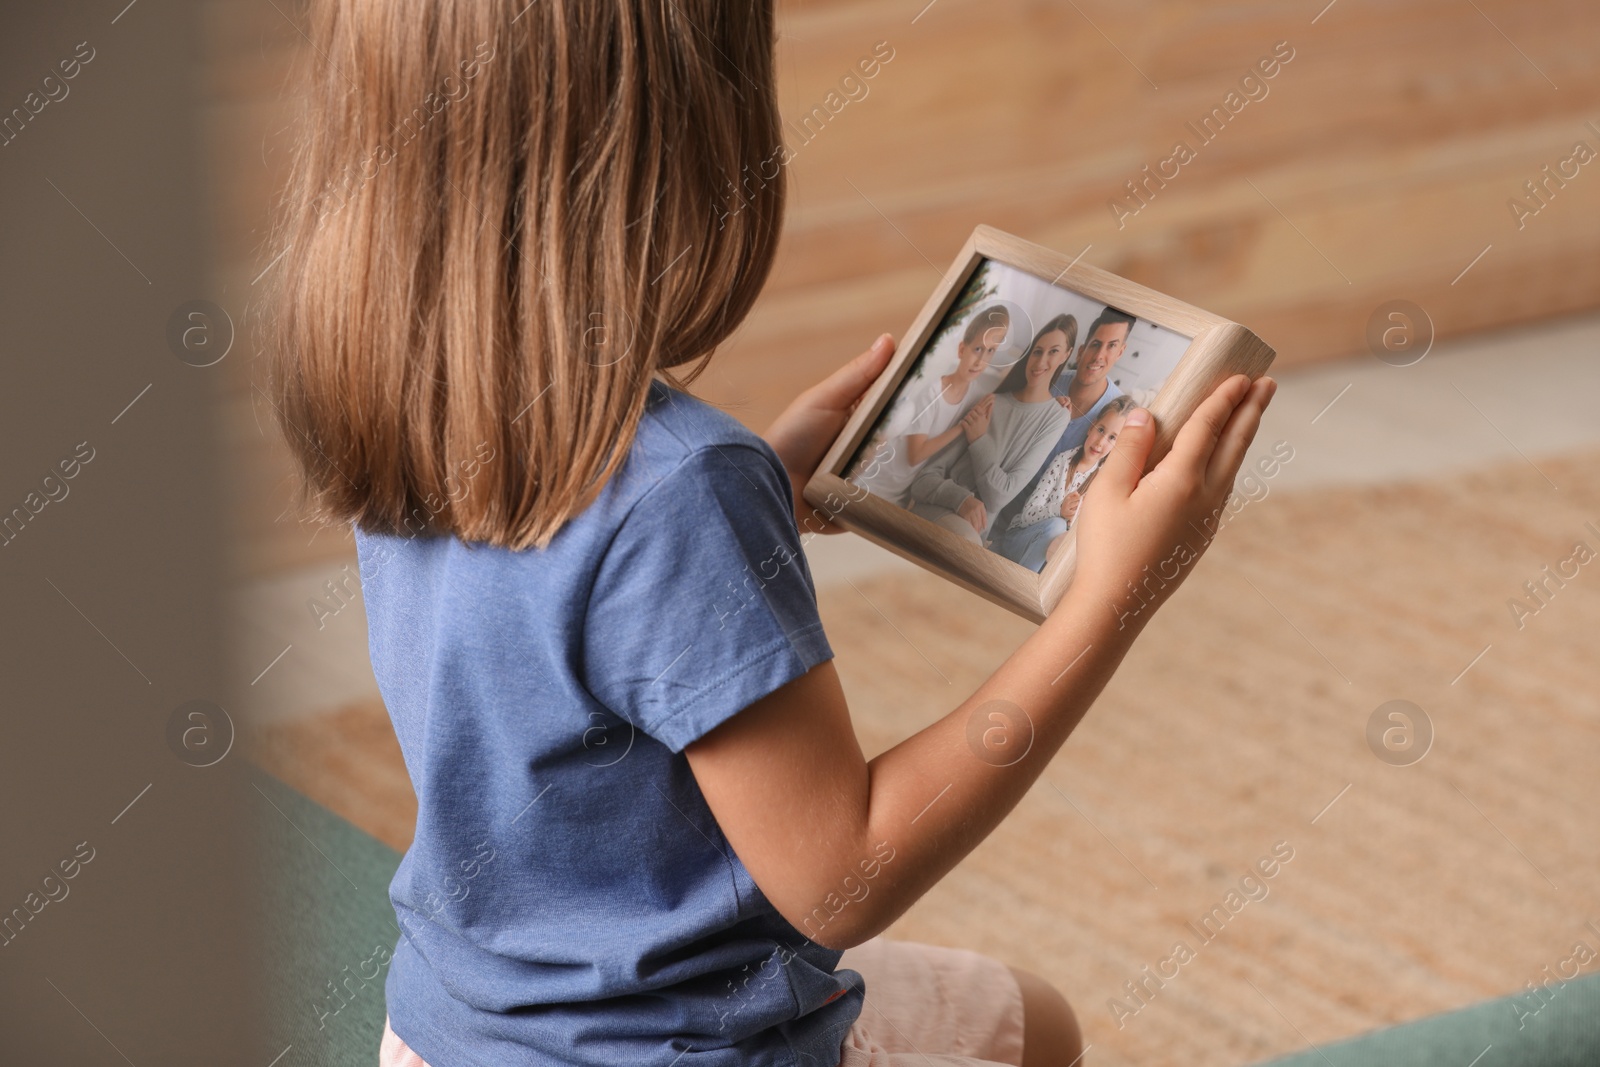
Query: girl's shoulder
622 380 787 494
643 379 771 450
577 383 833 753
350 382 789 573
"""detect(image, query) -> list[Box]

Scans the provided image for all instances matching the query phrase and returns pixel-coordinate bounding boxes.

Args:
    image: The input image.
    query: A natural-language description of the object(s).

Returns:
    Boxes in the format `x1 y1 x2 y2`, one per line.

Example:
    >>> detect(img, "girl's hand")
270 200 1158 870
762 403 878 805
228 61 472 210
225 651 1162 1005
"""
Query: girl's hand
763 334 896 534
1070 374 1276 619
1059 489 1083 522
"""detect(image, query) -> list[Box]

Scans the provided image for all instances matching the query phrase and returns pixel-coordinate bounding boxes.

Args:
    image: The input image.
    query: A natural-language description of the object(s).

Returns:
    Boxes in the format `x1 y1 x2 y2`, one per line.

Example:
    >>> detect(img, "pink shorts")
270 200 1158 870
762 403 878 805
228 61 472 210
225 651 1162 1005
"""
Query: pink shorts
380 936 1026 1066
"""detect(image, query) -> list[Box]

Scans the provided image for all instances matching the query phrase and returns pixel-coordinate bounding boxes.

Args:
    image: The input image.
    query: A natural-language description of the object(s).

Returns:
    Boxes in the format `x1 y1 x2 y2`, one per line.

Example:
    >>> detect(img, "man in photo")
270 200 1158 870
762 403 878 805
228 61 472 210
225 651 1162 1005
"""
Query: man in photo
989 305 1135 535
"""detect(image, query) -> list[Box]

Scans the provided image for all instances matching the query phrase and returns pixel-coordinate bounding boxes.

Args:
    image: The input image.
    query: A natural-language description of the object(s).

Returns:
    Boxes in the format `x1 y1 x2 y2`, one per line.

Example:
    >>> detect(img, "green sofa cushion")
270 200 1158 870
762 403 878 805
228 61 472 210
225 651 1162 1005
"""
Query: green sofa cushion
1252 972 1600 1066
257 769 403 1067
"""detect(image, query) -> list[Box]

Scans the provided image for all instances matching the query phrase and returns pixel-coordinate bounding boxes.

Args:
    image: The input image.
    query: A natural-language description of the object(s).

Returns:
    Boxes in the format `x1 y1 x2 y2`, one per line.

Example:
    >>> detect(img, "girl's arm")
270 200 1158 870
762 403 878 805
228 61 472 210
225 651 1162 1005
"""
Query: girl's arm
687 373 1275 950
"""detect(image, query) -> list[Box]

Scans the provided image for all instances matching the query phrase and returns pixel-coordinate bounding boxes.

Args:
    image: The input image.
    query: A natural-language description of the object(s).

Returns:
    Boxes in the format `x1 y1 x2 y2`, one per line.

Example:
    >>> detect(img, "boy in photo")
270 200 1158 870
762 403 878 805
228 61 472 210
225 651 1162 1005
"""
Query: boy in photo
848 304 1009 505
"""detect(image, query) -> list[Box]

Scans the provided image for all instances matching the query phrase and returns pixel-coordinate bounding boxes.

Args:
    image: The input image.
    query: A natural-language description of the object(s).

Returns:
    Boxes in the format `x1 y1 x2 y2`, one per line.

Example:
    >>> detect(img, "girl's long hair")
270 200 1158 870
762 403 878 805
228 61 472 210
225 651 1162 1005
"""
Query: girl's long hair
997 313 1078 396
265 0 785 548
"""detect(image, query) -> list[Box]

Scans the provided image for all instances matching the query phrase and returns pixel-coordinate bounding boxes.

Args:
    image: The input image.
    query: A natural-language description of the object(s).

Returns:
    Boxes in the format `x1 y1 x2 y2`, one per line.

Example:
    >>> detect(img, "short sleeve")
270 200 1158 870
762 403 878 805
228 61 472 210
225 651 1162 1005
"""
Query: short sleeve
581 444 834 752
876 380 923 440
896 379 945 438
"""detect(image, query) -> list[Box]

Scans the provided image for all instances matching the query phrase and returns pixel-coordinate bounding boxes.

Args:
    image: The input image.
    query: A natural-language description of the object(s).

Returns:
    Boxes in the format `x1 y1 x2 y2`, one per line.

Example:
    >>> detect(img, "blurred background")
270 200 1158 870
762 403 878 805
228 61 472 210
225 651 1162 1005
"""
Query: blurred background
4 0 1598 1064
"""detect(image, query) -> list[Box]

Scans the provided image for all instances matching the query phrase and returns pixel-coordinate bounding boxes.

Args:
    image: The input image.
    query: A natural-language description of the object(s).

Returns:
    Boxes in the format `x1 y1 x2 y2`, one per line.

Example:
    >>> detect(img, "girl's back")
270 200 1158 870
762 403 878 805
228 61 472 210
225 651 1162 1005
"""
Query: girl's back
359 382 855 1064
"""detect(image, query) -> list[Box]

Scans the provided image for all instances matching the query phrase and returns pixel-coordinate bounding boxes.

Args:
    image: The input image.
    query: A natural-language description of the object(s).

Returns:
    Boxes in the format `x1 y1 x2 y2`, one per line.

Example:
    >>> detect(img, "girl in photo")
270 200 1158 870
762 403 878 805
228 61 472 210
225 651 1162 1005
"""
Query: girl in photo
848 304 1009 505
992 396 1135 573
266 3 1275 1065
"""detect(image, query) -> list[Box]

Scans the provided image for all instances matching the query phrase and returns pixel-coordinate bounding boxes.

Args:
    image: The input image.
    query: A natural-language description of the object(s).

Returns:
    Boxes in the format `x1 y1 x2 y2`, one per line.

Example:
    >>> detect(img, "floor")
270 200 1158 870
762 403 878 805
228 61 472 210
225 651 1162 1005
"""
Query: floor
819 443 1600 1064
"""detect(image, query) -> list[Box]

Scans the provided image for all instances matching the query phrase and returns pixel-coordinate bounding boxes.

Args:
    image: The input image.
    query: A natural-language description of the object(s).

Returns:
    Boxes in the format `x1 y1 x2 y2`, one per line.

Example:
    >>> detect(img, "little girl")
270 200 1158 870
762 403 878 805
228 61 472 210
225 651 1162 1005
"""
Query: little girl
994 397 1135 573
848 305 1009 505
266 4 1275 1066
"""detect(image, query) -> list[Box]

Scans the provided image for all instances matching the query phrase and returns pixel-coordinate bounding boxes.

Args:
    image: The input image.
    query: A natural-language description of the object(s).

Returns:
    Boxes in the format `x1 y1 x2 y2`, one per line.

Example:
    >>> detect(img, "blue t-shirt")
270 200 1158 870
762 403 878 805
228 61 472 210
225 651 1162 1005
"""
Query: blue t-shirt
355 381 860 1066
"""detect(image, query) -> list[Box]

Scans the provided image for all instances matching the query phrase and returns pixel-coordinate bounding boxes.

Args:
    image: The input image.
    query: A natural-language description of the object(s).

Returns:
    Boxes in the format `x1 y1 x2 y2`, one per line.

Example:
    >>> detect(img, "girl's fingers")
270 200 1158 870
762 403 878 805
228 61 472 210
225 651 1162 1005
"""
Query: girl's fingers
1205 377 1276 489
1160 374 1252 479
808 334 895 411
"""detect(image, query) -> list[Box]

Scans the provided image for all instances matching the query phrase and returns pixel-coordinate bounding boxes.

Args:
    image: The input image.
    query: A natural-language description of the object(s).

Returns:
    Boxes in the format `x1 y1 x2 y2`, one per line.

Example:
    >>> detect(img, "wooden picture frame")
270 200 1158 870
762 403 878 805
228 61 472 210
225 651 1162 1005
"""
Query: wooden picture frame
803 225 1276 623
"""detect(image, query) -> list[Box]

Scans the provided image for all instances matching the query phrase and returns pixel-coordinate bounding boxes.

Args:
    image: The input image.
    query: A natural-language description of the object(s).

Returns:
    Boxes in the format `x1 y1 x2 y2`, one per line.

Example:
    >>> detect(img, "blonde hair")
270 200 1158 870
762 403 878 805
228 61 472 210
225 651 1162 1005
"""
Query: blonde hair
266 0 784 548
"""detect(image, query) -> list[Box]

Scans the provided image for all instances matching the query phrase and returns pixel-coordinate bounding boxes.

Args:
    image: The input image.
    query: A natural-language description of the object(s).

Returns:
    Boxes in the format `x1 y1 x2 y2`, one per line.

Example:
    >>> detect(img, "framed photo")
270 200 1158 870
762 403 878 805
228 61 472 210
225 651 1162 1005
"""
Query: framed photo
803 225 1276 623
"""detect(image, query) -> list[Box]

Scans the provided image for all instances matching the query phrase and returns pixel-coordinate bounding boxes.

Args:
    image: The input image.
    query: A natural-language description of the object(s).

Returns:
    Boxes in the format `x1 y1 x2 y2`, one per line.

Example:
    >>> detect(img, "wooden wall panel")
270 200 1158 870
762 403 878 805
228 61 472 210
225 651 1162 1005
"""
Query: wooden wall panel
704 0 1600 425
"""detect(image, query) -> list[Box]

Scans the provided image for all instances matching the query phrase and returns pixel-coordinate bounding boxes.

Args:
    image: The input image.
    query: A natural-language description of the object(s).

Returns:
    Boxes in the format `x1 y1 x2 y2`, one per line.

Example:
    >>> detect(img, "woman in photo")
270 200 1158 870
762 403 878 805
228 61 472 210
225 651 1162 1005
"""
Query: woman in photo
848 304 1009 505
992 395 1135 572
905 314 1078 545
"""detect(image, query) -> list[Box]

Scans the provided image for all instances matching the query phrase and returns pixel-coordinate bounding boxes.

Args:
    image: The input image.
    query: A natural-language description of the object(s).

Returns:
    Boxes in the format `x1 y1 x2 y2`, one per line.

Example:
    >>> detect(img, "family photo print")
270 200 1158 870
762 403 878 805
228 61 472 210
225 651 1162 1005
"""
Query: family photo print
806 226 1277 622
